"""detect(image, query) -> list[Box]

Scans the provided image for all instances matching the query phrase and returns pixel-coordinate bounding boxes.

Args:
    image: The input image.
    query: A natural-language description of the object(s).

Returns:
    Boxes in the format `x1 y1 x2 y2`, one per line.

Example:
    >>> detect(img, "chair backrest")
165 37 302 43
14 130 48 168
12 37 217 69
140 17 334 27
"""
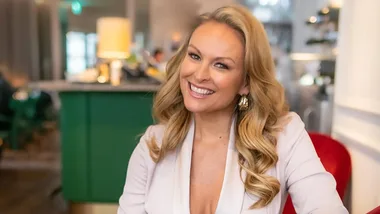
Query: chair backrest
308 133 352 197
368 206 380 214
283 132 352 214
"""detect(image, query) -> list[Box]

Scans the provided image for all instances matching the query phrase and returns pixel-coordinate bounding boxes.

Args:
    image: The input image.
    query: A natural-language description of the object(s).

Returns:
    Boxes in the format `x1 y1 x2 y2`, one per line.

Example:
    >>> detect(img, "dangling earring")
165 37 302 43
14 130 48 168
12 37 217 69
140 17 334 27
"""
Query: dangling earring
238 94 249 111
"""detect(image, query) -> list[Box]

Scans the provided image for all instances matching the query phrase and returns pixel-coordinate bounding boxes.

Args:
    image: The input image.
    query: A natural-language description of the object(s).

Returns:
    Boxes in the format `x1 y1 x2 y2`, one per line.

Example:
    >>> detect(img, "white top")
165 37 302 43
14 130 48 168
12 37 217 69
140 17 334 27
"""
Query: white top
118 112 348 214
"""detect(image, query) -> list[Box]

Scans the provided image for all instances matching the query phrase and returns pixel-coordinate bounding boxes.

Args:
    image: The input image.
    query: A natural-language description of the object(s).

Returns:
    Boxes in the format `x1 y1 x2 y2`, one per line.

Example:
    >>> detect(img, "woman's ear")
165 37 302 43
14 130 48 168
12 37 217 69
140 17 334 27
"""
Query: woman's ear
238 82 249 95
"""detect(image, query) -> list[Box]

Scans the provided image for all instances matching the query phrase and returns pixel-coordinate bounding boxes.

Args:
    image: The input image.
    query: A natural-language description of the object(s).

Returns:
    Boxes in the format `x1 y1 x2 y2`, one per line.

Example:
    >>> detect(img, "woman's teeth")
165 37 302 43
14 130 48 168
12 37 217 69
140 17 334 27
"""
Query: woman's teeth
190 84 214 95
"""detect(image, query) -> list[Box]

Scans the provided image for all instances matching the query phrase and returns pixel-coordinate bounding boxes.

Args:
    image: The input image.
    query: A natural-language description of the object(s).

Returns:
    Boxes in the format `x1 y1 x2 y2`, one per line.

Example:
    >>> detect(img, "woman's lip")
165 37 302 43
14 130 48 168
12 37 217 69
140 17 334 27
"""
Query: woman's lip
187 82 215 99
188 81 214 91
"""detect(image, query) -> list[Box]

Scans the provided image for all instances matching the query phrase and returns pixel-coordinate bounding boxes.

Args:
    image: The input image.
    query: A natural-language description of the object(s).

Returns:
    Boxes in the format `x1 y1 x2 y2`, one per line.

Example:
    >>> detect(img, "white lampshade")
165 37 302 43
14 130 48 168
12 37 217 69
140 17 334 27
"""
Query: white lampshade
97 17 131 59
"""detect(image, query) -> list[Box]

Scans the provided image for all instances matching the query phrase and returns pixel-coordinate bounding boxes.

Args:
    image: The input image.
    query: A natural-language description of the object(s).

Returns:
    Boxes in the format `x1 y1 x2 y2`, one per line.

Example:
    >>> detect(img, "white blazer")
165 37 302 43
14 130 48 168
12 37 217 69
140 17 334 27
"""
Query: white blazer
118 112 348 214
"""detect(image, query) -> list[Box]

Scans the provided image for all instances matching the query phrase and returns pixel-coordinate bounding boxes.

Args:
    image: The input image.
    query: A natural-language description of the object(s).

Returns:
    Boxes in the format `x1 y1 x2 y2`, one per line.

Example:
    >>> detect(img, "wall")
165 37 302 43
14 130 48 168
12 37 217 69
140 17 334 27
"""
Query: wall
149 0 236 53
0 0 63 81
332 0 380 213
0 0 40 80
50 0 62 80
66 0 150 48
67 6 125 33
133 0 150 48
196 0 236 14
292 0 329 53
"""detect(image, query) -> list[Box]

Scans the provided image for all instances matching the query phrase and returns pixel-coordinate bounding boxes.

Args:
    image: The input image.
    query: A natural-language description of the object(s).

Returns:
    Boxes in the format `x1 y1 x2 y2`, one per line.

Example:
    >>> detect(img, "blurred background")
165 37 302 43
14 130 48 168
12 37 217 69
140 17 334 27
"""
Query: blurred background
0 0 379 213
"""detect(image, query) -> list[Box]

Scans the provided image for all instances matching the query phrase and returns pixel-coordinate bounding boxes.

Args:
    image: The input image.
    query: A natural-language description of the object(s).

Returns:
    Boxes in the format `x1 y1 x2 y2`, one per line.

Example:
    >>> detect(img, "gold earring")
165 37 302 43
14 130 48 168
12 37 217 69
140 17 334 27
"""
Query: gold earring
238 94 249 111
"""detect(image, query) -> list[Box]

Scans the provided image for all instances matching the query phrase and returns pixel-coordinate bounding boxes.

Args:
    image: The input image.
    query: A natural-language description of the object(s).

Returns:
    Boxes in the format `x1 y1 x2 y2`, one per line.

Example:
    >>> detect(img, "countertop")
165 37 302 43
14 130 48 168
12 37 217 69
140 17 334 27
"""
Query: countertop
28 80 160 92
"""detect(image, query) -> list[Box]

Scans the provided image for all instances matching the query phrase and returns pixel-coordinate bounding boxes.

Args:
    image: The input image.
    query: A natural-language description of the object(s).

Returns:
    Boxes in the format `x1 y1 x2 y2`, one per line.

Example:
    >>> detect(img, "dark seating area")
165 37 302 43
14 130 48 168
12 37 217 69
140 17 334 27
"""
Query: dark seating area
0 67 57 155
0 71 15 158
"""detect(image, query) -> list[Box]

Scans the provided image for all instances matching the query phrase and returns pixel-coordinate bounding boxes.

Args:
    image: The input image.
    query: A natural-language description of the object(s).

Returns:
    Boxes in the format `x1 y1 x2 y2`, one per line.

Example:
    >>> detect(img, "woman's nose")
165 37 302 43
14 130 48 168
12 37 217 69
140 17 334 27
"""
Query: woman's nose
194 63 211 82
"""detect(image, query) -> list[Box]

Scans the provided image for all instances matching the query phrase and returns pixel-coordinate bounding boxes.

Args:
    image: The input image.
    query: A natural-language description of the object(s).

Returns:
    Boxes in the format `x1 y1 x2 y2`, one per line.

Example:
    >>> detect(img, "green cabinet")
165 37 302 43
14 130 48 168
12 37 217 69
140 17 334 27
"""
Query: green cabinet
60 91 154 203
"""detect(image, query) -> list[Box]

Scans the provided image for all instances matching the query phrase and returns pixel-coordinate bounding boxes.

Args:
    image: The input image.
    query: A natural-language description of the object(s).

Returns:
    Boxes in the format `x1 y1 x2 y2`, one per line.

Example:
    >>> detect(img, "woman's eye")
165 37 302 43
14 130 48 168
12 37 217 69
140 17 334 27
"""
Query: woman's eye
188 53 201 61
215 63 229 70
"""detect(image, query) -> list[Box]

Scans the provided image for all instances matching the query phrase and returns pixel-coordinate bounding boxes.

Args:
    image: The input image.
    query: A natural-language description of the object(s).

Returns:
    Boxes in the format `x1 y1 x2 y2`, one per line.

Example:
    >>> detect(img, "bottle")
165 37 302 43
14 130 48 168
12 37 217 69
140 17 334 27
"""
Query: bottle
110 60 122 86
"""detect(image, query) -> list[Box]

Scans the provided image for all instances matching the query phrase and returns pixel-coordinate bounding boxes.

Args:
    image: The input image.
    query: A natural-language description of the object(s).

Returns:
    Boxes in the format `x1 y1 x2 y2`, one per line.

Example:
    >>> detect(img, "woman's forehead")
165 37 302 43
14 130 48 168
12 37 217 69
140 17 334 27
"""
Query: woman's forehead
189 22 244 58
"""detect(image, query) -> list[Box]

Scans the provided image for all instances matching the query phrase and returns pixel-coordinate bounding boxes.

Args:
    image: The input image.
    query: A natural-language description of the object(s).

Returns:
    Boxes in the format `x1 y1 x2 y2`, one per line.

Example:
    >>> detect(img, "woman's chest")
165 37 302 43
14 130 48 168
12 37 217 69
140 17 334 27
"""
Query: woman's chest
189 142 228 214
144 157 284 214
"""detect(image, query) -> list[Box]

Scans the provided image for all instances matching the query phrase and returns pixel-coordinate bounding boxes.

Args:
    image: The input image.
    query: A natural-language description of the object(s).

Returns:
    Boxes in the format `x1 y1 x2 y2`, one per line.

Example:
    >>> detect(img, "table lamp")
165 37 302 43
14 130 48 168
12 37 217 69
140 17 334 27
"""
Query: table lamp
96 17 131 85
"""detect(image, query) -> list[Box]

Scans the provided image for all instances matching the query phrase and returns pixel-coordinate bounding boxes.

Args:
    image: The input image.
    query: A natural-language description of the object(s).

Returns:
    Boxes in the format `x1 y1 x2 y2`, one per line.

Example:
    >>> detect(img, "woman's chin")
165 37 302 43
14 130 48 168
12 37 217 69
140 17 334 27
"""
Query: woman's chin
184 105 204 114
183 101 209 114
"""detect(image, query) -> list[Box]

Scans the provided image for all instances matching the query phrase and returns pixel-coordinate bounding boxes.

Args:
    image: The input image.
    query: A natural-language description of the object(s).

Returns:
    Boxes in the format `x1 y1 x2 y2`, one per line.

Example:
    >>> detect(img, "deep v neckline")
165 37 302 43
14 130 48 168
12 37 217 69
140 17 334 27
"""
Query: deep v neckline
172 117 246 214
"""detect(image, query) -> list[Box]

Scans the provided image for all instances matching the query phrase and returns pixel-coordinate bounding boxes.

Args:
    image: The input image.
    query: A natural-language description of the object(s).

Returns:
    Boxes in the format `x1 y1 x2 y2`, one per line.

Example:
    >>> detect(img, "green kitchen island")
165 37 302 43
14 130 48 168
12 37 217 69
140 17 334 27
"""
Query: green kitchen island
29 81 159 207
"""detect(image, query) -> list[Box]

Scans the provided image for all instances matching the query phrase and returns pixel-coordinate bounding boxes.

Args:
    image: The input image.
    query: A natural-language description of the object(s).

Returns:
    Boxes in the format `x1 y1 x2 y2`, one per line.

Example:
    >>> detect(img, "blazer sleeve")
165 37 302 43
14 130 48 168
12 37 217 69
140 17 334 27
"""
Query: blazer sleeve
283 113 348 214
118 126 152 214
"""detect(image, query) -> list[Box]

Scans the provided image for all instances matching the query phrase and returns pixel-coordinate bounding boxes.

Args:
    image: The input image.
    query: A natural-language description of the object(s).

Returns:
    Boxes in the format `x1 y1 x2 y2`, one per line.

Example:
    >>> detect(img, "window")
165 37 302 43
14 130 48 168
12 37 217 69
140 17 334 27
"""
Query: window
66 32 98 74
86 33 97 67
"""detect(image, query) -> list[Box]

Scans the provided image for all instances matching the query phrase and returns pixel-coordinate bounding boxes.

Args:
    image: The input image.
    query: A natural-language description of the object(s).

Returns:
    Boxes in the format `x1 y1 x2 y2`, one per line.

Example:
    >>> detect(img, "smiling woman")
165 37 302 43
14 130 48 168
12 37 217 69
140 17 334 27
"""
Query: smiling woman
180 21 246 114
118 4 348 214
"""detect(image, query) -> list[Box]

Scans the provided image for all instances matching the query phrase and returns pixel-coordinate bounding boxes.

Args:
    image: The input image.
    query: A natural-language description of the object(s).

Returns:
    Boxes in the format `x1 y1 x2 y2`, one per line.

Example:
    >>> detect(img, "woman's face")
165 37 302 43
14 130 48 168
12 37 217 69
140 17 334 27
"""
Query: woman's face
180 21 248 115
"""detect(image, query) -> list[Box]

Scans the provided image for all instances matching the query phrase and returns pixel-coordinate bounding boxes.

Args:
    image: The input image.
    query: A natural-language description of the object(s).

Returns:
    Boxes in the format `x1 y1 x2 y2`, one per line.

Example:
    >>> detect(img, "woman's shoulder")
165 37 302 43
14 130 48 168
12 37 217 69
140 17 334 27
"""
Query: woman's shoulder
144 124 166 144
130 124 166 165
136 124 166 152
278 112 305 137
276 112 307 155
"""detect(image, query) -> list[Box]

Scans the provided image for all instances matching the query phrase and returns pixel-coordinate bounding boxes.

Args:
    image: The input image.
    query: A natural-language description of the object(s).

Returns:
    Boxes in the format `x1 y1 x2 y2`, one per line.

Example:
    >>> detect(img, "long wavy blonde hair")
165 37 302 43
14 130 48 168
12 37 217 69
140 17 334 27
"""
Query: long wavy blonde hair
147 4 289 209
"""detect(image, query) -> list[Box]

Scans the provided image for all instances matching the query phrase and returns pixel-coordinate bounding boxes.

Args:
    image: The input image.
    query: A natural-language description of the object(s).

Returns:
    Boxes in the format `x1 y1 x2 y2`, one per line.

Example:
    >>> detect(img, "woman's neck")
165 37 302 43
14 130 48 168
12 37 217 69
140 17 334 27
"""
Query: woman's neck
193 111 235 144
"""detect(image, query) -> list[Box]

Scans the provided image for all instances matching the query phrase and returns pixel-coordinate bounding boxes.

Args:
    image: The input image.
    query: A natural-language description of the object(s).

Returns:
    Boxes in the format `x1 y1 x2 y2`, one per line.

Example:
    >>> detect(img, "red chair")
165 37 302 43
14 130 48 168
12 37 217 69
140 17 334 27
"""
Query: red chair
367 206 380 214
283 132 352 214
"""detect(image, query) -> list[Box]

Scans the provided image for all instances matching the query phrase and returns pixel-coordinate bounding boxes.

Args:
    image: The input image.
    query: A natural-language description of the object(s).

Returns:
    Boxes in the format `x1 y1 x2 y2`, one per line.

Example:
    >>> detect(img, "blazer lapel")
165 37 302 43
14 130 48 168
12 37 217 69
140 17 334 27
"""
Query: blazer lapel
172 119 194 214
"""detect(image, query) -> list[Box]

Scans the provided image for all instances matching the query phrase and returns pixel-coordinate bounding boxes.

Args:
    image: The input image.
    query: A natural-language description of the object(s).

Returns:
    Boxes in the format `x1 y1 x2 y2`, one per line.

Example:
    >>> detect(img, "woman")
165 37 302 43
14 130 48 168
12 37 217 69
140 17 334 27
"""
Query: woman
118 5 348 214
